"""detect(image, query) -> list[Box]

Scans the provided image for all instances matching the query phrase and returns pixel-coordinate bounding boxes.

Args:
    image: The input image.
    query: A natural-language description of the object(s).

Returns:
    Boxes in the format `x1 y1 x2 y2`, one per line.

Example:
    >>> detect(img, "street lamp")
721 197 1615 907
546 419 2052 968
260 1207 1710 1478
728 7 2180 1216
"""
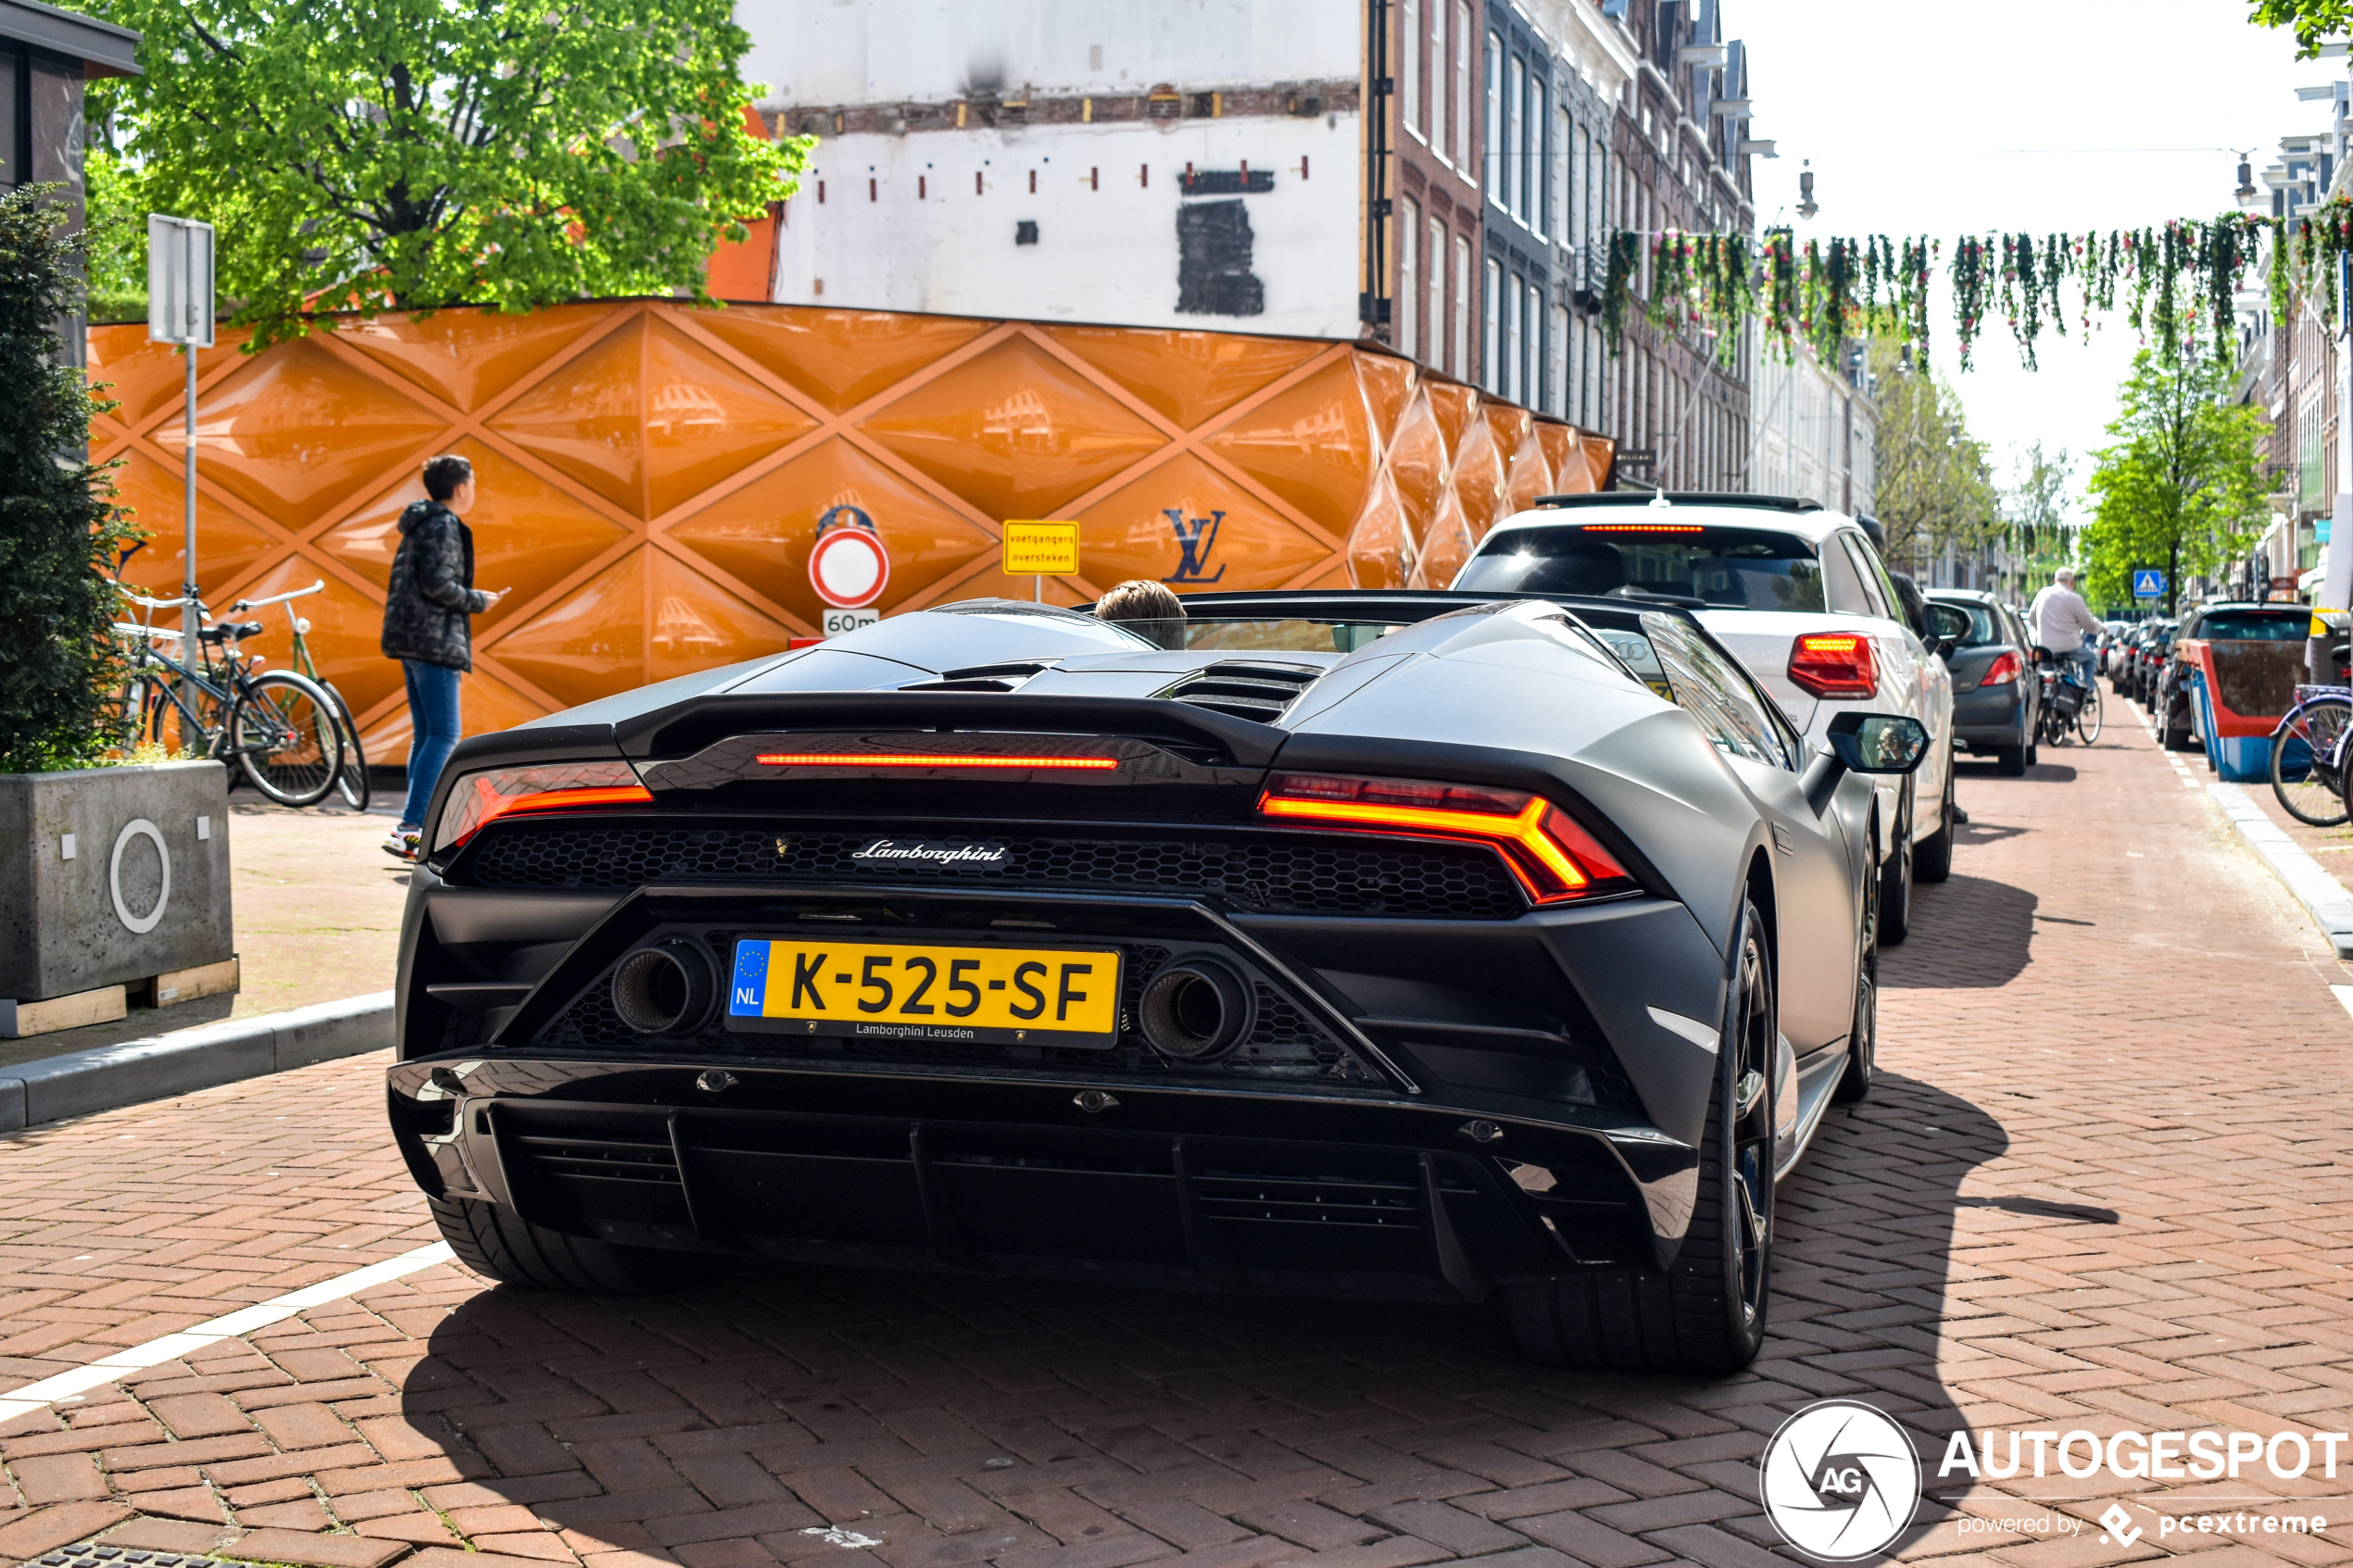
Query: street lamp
1796 161 1818 220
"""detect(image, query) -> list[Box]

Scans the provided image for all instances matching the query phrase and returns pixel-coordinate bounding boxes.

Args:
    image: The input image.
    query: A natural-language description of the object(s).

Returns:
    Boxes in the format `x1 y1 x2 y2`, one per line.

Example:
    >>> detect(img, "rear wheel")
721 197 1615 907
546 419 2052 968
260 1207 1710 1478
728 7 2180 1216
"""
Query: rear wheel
1502 898 1773 1372
430 1195 718 1293
232 671 343 806
1914 758 1955 884
2271 698 2352 826
1877 785 1913 945
1994 745 2027 777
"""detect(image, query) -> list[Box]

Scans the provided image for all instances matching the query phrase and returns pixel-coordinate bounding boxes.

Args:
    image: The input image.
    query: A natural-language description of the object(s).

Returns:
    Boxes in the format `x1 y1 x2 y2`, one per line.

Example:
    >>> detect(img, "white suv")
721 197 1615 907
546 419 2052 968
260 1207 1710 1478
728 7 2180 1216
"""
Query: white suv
1451 494 1956 942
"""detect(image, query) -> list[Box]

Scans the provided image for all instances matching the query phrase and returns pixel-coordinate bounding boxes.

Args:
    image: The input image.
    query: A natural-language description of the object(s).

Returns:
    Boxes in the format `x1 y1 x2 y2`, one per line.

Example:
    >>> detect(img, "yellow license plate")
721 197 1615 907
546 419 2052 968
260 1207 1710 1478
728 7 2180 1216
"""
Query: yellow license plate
725 937 1123 1047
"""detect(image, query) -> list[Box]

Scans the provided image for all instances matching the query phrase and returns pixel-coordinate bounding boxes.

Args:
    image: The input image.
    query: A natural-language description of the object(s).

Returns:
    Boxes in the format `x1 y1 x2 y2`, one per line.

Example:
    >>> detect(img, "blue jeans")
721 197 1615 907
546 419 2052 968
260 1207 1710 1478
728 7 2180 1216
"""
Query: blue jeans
2062 646 2096 689
399 659 463 831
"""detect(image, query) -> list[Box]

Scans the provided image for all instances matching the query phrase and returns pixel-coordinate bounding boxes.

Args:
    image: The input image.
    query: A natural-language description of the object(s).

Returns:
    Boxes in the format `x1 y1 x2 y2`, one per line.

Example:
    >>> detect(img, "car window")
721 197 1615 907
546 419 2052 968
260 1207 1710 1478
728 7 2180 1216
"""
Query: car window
1932 600 2005 646
1454 522 1828 611
1839 534 1898 622
1818 535 1876 617
2195 609 2309 641
1640 611 1793 770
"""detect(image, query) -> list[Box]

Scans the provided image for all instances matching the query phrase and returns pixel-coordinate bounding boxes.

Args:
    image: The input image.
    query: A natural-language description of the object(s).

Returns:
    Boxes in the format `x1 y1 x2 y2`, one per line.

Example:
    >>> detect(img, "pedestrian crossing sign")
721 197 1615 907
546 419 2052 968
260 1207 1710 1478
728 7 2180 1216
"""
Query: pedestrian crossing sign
2132 569 2165 599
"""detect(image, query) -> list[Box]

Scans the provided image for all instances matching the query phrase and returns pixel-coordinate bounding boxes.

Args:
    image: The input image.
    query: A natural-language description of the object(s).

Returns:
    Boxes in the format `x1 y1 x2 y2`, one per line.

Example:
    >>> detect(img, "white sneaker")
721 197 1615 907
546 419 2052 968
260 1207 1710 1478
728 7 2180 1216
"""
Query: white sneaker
381 828 421 862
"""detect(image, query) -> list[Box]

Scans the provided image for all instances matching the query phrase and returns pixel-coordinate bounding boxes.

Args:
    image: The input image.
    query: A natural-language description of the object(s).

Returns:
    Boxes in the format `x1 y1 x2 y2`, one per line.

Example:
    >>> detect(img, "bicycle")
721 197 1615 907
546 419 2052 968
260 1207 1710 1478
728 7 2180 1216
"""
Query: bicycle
229 580 371 811
114 587 347 808
2032 651 2099 746
2273 680 2353 826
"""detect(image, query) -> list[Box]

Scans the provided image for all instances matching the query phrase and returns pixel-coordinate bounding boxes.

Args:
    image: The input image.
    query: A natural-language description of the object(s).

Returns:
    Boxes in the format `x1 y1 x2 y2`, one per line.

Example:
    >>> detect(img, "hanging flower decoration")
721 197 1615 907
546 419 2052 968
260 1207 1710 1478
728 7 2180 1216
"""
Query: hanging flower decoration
1600 206 2335 370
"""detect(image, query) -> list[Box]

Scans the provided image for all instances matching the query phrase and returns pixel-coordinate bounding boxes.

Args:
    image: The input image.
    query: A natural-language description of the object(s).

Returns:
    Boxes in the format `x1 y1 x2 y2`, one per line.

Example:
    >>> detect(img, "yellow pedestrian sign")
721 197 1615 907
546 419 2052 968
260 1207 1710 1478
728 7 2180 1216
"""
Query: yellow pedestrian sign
1002 521 1078 599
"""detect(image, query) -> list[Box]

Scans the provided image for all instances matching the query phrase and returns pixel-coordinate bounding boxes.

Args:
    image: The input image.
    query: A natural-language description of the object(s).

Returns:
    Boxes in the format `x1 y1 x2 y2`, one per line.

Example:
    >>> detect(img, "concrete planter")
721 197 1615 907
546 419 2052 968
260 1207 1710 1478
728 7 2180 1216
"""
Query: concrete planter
0 760 235 1007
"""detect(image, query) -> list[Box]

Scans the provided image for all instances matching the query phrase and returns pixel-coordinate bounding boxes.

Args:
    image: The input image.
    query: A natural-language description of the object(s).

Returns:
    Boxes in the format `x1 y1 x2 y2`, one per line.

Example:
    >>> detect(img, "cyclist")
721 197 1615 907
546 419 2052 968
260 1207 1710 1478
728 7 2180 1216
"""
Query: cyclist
2029 567 2104 694
379 454 506 861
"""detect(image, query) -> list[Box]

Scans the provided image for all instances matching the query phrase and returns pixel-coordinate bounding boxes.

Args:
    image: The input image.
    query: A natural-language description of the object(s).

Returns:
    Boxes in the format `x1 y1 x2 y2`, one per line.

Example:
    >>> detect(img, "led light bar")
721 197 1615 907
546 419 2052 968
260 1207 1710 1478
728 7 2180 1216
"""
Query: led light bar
753 752 1119 770
436 761 650 851
1579 523 1705 533
1258 772 1629 903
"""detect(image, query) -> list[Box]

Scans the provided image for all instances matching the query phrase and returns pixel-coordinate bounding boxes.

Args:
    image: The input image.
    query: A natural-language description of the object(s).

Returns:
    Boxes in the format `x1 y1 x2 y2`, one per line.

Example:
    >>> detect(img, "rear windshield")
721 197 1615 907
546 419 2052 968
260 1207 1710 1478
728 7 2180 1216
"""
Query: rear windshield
1110 618 1400 654
2196 610 2308 642
1933 601 2006 646
1455 523 1827 611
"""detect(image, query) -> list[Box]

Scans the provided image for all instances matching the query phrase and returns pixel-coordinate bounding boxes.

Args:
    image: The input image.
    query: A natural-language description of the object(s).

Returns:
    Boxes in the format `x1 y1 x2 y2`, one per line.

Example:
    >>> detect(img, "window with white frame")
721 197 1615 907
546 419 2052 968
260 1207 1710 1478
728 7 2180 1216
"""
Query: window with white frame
1453 234 1471 380
1400 196 1419 360
1526 74 1545 232
1453 4 1472 169
1429 216 1446 370
1554 104 1571 249
1551 303 1568 419
1486 35 1503 206
1504 54 1523 223
1484 256 1502 393
1403 0 1422 140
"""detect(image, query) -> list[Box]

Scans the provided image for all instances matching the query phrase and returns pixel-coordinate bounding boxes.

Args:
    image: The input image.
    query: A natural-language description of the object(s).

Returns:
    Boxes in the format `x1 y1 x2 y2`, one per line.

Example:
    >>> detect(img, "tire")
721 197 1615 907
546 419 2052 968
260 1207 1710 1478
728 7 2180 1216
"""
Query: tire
232 671 344 807
2273 698 2353 827
1994 745 2026 777
1914 757 1955 884
1834 859 1879 1104
430 1194 719 1293
1501 898 1774 1373
1877 784 1912 945
2076 683 2102 744
2024 740 2038 768
2163 723 2196 752
325 684 371 811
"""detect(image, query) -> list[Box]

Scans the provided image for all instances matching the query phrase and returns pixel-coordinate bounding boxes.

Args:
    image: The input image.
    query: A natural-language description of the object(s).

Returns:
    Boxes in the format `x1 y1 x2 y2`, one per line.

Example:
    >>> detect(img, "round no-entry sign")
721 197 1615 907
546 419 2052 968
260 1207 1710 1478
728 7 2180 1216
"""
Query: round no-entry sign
809 525 890 608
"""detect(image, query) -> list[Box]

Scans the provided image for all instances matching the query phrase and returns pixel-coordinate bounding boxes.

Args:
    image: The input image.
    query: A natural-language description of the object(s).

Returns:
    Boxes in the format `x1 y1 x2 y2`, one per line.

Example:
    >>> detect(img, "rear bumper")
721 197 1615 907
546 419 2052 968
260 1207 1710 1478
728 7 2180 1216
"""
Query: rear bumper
1951 684 2027 749
387 1059 1686 1299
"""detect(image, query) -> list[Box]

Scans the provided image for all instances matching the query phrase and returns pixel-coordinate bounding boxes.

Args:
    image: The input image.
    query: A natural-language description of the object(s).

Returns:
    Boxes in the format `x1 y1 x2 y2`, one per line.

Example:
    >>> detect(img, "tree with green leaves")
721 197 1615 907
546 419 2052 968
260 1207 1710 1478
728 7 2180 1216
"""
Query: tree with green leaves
0 187 138 772
2002 442 2075 604
2251 0 2350 57
2080 347 2270 617
1867 339 2001 578
85 0 808 345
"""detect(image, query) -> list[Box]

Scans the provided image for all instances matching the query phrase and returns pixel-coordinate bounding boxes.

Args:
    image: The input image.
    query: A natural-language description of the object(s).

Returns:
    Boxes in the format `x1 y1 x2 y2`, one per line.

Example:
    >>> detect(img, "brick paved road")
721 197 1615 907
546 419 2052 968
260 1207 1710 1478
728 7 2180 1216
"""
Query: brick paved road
4 720 2351 1567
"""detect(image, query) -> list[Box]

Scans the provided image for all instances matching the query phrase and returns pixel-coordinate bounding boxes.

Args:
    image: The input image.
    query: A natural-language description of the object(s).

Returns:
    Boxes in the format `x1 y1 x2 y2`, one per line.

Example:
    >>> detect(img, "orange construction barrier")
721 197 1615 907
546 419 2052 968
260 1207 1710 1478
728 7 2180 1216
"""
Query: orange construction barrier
91 300 1610 752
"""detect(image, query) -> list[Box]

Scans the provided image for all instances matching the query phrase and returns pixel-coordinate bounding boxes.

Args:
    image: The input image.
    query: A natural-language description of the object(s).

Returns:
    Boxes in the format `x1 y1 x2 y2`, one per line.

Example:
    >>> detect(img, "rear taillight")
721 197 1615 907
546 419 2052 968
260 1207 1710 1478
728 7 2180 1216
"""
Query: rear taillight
435 761 650 851
1788 633 1878 698
1981 650 2021 686
1256 772 1630 904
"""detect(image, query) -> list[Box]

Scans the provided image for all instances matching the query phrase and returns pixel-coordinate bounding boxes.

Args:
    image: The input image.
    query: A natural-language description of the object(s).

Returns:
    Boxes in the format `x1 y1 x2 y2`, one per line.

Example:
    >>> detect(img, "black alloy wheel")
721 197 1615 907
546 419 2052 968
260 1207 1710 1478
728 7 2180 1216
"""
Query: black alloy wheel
1877 783 1913 945
1502 897 1776 1373
1913 755 1956 883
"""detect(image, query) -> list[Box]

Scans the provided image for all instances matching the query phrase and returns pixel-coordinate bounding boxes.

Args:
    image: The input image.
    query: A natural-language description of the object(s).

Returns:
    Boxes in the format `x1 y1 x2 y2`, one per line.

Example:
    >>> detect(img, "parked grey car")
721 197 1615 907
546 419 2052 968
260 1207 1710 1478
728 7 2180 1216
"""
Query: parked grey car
1929 589 2040 775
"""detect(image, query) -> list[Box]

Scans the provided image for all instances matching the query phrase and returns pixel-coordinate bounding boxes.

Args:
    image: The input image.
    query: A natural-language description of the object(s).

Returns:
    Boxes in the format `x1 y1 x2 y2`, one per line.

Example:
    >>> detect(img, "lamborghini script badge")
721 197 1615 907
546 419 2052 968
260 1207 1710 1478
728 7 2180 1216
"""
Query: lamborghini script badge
850 838 1011 868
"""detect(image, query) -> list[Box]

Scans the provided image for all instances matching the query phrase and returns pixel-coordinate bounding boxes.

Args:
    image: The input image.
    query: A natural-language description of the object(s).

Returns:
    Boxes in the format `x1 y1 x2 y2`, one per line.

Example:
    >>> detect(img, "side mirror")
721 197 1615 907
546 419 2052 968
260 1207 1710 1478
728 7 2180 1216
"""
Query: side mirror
1827 711 1931 774
1802 711 1931 813
1926 604 1970 662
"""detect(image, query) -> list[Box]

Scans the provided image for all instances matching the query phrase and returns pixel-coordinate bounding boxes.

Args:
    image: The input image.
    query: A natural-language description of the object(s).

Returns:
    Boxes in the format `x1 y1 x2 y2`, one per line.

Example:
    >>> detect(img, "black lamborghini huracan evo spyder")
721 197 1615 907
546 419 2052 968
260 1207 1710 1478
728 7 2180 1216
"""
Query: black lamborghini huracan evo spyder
387 591 1925 1371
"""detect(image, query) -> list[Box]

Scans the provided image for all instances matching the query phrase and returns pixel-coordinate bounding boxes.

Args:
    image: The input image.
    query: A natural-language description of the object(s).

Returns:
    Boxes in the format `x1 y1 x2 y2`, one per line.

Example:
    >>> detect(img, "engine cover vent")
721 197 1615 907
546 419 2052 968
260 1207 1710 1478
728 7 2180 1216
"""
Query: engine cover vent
1157 661 1322 723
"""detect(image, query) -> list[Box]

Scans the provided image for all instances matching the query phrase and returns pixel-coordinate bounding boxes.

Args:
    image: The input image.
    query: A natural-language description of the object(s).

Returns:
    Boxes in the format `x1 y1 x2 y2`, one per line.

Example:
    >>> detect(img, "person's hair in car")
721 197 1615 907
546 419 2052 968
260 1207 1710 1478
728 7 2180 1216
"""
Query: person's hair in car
422 454 473 503
1095 579 1186 650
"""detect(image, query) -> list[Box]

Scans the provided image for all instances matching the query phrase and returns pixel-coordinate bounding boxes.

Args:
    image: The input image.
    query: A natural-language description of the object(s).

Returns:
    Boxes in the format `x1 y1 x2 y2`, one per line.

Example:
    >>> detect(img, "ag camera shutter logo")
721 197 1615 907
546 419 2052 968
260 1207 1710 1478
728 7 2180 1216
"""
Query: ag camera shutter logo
1759 1399 1921 1562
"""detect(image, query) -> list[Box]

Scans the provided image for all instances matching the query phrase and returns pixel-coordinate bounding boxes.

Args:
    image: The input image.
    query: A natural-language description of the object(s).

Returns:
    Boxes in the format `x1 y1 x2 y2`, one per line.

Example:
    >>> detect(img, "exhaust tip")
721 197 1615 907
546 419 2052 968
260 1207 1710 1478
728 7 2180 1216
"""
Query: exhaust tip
1139 960 1253 1061
611 939 717 1036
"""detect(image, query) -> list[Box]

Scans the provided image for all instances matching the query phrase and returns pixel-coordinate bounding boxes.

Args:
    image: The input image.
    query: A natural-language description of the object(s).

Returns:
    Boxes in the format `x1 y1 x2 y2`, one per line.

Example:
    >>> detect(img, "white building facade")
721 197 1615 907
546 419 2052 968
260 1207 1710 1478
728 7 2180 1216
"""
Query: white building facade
1747 341 1874 517
740 0 1367 336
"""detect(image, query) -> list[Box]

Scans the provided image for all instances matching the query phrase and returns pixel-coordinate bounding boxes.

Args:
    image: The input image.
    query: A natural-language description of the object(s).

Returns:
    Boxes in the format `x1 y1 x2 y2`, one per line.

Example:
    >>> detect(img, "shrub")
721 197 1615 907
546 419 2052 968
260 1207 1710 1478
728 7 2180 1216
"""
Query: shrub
0 184 139 773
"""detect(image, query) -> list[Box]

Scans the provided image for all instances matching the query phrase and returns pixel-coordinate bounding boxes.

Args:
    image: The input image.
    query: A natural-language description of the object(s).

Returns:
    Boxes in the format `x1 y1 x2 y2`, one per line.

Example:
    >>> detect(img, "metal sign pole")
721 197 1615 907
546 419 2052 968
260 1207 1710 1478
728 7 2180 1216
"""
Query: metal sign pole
147 214 213 747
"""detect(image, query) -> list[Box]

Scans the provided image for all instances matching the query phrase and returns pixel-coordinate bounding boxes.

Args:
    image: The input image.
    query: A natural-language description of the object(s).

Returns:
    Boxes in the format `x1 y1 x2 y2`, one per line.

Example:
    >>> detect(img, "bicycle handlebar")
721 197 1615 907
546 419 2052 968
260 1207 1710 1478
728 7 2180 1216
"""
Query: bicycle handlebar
116 584 198 611
230 580 324 612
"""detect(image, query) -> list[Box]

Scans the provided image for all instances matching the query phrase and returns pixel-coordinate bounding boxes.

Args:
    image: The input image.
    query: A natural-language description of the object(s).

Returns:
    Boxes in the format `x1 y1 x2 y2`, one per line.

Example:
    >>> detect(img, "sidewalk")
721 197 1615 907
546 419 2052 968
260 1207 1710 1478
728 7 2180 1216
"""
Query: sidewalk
0 798 411 1070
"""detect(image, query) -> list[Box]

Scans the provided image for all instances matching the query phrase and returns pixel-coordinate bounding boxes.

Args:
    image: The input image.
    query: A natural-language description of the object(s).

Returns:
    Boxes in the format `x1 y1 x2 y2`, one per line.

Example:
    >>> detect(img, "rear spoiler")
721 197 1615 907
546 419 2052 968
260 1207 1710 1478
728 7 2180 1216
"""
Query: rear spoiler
611 691 1290 768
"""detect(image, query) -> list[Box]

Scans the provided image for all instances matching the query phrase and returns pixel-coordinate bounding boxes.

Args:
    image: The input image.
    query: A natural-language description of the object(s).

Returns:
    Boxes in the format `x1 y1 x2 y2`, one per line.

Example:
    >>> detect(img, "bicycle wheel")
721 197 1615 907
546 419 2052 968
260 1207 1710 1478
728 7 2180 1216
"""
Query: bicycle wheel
2076 682 2103 744
231 671 345 807
2271 696 2353 826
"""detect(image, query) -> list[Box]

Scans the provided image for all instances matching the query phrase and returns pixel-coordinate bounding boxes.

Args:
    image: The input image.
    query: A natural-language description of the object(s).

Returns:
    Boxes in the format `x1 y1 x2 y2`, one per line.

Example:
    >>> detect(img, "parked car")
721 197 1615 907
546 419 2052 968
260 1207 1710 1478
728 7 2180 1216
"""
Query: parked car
384 590 1928 1374
2133 621 2178 708
1929 589 2041 775
1453 493 1957 945
2095 622 2133 678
